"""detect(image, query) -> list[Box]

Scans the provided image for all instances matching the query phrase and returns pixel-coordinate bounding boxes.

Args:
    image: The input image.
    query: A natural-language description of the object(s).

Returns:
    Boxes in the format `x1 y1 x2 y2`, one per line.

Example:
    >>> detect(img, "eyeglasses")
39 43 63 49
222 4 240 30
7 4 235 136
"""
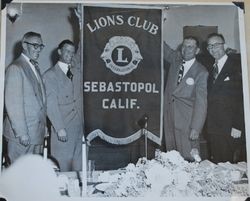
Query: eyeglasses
207 43 224 50
24 42 45 50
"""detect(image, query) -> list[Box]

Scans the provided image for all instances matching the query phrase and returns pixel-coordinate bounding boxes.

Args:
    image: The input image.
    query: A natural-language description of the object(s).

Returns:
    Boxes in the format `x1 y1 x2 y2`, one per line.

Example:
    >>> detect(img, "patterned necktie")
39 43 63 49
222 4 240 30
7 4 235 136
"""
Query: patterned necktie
212 62 219 83
66 66 73 81
177 61 185 85
30 59 39 69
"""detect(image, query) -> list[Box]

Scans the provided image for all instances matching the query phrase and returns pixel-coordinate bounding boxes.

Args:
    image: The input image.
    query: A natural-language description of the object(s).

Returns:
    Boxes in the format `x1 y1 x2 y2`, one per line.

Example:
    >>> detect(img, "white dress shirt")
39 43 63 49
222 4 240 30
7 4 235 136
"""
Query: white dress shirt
22 53 39 80
183 58 195 77
58 61 69 75
216 54 228 74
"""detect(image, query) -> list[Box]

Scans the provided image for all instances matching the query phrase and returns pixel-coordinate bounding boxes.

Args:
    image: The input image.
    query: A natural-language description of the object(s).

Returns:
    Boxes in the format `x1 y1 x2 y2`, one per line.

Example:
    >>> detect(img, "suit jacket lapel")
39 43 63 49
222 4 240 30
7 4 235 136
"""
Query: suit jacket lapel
36 68 46 104
54 64 73 88
215 58 231 83
211 56 232 88
183 60 197 80
20 56 44 106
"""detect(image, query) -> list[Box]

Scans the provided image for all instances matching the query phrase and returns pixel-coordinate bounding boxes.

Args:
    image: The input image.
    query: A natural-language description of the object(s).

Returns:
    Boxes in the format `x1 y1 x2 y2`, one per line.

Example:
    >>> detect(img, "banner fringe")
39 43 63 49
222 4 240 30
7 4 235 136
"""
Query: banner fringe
87 129 142 145
86 129 161 145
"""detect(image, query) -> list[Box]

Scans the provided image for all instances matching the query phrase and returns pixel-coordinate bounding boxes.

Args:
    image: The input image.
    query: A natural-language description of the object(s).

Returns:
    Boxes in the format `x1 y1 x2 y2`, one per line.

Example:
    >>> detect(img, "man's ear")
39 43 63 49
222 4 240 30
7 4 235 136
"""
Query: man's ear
58 49 61 56
22 41 27 51
195 47 200 55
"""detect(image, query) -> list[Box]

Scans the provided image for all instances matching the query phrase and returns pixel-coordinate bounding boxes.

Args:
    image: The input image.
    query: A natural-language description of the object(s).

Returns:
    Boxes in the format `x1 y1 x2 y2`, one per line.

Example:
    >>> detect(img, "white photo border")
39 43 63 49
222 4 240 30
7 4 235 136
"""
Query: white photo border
0 1 249 201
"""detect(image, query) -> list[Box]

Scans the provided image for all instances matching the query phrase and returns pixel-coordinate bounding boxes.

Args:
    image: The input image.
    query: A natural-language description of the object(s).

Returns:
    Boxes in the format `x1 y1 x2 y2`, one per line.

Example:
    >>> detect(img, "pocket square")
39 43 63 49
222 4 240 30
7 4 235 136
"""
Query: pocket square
224 76 230 81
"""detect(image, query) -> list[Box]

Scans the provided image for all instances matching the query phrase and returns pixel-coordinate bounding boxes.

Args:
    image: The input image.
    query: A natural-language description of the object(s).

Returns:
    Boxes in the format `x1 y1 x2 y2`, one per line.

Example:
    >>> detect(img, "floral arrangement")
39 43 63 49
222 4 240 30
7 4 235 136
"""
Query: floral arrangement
96 150 248 197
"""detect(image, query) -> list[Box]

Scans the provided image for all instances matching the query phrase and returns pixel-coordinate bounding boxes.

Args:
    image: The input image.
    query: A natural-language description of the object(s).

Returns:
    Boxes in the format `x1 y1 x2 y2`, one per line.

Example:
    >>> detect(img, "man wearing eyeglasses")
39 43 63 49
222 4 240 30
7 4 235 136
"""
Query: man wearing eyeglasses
3 31 47 163
43 40 83 171
163 36 208 162
206 33 245 163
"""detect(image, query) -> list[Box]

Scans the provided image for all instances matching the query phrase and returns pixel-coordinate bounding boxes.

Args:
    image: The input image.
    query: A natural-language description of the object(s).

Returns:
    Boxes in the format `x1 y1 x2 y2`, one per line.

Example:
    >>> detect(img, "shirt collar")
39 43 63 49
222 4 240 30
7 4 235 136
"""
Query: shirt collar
57 61 70 75
21 53 33 66
21 53 39 79
217 54 228 66
216 54 228 73
183 58 195 68
183 58 195 76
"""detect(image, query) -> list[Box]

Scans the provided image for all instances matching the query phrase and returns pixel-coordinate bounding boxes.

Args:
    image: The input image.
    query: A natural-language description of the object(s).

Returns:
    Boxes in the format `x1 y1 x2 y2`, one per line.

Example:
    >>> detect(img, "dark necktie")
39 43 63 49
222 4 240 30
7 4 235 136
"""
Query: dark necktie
30 59 42 78
177 61 185 85
66 66 73 81
30 59 39 69
212 62 219 83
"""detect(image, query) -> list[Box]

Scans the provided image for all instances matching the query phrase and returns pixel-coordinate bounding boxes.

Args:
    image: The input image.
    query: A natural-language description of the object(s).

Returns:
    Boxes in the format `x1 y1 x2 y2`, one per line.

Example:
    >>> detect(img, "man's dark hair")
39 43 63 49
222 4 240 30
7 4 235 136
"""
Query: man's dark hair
58 39 75 50
183 36 200 47
207 33 225 43
22 31 41 42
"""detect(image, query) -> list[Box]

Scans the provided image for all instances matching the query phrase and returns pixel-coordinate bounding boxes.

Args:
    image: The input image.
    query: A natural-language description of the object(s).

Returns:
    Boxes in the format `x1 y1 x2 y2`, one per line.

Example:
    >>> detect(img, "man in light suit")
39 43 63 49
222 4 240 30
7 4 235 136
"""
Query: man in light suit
4 32 47 163
43 40 83 171
164 36 208 161
206 33 245 163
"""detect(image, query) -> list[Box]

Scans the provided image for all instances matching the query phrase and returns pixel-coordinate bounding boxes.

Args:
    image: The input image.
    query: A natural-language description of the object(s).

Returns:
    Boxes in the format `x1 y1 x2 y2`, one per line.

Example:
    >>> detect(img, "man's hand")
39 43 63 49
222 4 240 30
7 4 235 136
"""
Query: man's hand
231 128 241 139
57 129 68 142
19 134 30 146
74 4 82 29
189 129 199 140
190 148 201 162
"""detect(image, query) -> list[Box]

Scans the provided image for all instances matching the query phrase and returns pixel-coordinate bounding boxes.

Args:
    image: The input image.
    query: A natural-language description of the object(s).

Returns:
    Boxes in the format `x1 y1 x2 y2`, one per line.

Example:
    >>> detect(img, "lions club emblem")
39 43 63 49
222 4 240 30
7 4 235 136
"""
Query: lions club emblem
101 36 143 75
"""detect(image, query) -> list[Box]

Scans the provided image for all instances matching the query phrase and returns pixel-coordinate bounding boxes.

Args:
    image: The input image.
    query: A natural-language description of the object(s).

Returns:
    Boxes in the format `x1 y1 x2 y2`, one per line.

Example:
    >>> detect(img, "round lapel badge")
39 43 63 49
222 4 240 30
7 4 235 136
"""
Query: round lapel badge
186 77 194 85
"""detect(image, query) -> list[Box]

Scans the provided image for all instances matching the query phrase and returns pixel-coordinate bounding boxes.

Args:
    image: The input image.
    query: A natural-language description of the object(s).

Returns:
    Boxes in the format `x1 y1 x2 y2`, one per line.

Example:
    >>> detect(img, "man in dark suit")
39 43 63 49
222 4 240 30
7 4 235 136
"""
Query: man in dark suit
164 36 208 161
43 40 83 171
206 33 245 163
4 32 47 163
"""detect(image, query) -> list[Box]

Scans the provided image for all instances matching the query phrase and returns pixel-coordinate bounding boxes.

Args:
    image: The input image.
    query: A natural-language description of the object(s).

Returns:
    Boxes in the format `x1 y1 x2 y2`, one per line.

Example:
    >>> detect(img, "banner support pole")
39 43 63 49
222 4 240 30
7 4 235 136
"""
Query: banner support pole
144 117 148 159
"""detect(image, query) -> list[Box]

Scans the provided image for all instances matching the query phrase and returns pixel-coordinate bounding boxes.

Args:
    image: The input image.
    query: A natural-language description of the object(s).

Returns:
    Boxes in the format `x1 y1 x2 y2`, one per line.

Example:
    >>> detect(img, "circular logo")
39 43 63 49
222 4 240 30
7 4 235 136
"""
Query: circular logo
100 36 143 75
186 77 194 85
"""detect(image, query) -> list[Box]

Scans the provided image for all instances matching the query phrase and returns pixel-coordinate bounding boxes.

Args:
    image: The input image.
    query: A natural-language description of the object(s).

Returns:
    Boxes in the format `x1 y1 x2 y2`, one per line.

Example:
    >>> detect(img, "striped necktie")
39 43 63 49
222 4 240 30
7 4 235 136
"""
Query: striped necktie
177 61 185 85
212 62 219 83
30 59 39 68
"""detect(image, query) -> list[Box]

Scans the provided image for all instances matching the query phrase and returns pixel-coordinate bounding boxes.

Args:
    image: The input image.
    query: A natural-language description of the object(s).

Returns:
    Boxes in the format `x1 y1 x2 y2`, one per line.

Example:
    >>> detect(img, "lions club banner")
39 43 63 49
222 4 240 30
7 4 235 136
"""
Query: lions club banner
83 6 163 145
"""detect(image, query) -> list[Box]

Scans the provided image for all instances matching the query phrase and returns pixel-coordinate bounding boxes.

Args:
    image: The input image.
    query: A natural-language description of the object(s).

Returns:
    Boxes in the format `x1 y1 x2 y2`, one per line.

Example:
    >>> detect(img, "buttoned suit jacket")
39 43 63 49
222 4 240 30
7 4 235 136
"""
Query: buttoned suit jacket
163 42 208 150
206 55 244 135
4 55 47 145
43 63 83 140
